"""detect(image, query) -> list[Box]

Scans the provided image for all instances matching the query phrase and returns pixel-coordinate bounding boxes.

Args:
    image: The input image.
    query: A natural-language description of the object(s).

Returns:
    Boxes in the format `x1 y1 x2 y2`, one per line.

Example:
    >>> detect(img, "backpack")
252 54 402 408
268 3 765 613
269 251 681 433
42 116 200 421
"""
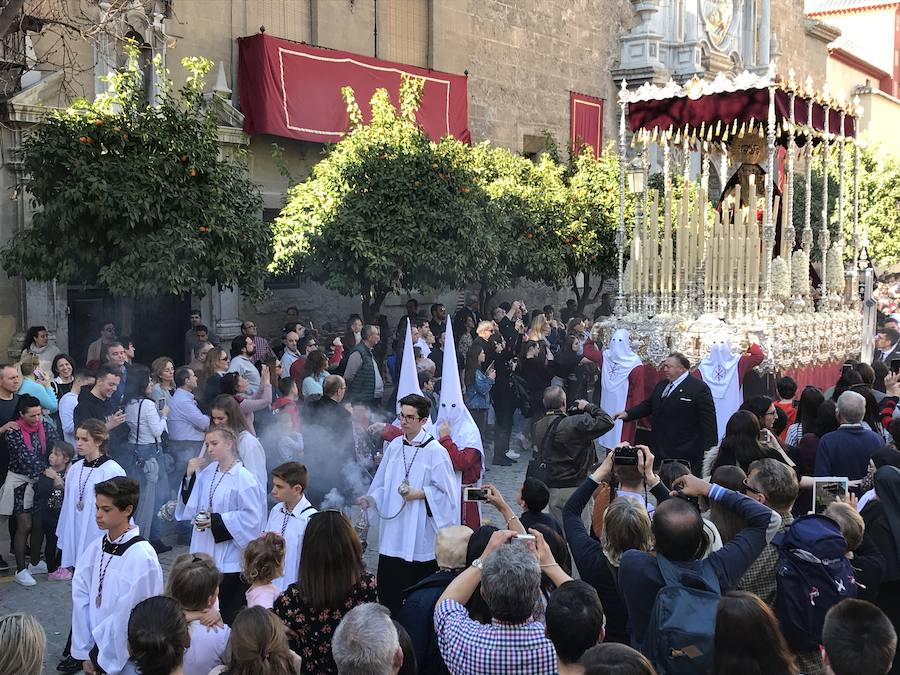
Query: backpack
643 554 721 675
773 514 857 652
526 414 564 484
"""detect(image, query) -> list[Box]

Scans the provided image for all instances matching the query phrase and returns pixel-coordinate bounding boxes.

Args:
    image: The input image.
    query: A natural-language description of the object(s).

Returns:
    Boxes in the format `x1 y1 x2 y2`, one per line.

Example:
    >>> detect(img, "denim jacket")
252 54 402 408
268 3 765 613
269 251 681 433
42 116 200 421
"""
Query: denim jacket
464 369 494 410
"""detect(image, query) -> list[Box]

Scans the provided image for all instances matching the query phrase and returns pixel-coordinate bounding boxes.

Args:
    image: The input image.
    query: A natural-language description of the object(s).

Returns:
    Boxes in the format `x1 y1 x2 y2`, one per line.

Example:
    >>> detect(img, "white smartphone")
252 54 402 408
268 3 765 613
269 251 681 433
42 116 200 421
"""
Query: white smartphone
812 477 849 514
514 534 535 541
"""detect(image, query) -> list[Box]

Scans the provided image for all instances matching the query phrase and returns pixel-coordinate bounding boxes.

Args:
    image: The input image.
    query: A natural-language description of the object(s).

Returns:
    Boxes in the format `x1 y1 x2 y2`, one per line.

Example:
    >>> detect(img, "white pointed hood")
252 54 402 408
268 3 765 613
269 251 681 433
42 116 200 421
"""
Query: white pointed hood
395 318 424 415
387 319 435 441
698 333 742 442
436 318 484 459
599 328 642 448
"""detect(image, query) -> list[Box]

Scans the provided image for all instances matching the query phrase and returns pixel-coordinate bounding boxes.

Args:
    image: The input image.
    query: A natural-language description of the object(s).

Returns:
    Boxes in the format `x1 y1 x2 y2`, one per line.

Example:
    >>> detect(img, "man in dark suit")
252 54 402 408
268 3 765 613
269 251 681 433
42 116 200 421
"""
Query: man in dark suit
873 327 900 367
614 352 717 476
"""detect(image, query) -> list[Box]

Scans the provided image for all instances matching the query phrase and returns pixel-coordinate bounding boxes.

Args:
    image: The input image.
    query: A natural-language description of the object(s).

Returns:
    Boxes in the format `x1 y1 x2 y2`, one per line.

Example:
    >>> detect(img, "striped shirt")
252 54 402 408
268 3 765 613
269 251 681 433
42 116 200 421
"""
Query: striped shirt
434 599 558 675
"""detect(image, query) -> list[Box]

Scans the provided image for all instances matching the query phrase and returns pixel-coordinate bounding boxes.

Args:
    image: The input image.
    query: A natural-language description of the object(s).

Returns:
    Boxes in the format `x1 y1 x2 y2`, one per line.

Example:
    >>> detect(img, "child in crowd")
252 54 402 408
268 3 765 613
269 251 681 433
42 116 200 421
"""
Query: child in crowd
71 477 163 674
176 426 266 625
37 440 74 580
167 552 230 675
242 532 286 609
271 377 301 432
126 596 191 675
56 419 126 570
266 462 317 592
774 376 798 441
517 477 564 536
209 606 301 675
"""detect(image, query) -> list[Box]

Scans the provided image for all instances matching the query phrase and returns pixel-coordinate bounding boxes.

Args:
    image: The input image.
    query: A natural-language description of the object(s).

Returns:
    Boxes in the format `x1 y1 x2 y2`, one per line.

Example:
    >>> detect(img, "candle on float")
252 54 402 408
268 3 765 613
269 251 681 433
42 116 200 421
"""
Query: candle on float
650 193 660 293
663 191 672 294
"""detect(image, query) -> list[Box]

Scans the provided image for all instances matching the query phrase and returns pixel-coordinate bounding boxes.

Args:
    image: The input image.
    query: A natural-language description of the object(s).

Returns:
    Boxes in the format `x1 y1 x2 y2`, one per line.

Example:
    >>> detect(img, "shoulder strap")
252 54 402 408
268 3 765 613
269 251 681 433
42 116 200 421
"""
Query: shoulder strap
135 399 142 442
536 414 565 464
298 505 317 516
656 553 721 594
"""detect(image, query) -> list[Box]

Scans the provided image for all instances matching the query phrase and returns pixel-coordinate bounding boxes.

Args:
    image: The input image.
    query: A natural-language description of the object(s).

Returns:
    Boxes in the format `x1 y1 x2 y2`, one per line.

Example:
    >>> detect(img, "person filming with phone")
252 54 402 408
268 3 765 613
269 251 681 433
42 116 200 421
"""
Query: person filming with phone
532 385 614 527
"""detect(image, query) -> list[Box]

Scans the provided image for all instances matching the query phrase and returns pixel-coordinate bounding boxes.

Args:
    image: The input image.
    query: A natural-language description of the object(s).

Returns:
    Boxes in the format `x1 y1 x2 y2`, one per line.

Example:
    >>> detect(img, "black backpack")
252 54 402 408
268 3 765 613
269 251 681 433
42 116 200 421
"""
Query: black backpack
527 414 563 484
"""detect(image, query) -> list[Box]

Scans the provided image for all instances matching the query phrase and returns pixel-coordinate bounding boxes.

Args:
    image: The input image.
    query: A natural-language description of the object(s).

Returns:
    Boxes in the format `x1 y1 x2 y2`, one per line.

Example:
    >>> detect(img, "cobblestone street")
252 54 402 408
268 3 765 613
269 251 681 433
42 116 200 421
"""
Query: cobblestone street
0 439 531 674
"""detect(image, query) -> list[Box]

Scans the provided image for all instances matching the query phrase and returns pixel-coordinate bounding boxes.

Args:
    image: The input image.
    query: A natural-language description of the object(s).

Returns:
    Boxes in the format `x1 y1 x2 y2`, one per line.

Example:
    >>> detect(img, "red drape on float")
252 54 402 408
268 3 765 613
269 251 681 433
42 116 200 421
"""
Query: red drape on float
238 33 471 144
570 91 604 157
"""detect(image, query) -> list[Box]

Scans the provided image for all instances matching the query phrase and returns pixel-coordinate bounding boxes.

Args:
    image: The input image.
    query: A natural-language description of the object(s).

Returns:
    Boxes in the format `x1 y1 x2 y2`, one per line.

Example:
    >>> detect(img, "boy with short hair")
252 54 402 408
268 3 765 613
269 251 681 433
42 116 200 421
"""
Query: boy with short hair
266 462 317 591
518 477 564 536
774 376 798 440
71 476 163 674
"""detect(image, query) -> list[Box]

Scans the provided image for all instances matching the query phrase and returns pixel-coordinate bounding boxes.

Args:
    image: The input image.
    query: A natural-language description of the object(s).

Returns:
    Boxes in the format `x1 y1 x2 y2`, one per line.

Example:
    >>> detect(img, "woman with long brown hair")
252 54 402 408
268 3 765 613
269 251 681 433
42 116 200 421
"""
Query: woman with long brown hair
212 606 301 675
712 591 799 674
273 510 377 674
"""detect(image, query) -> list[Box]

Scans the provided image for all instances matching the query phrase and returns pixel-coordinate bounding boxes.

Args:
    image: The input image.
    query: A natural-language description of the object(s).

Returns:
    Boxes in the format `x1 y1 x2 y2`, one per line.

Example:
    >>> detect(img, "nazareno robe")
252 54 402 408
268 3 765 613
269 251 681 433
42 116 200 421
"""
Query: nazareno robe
56 455 126 568
176 460 265 574
367 428 460 562
71 527 163 674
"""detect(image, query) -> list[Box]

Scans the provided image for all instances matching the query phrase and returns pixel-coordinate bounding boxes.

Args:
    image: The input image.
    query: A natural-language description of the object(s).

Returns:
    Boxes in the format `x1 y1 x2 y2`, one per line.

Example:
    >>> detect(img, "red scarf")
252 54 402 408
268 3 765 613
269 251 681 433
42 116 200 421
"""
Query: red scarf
17 418 46 455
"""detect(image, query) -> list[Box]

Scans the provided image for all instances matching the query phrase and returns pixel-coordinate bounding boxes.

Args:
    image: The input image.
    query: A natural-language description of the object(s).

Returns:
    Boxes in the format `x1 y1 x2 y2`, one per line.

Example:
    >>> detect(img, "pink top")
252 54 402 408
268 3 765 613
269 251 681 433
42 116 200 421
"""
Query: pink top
246 583 280 609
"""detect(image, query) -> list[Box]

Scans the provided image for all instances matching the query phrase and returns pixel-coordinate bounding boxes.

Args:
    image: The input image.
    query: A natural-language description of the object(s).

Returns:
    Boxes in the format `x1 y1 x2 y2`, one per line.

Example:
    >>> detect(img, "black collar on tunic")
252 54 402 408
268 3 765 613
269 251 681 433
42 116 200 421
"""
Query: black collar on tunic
102 535 146 556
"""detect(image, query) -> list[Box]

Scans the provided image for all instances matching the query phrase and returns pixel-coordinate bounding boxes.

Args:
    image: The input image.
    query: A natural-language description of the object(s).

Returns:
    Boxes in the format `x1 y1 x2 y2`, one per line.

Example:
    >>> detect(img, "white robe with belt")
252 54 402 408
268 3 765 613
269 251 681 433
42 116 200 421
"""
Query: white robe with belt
367 428 460 562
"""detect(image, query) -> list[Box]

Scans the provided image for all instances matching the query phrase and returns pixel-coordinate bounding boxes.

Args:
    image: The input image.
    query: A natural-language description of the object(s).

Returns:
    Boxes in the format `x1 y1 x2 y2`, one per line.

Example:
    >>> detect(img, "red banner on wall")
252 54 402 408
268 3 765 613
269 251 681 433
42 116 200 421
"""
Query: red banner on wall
238 34 471 144
570 91 604 157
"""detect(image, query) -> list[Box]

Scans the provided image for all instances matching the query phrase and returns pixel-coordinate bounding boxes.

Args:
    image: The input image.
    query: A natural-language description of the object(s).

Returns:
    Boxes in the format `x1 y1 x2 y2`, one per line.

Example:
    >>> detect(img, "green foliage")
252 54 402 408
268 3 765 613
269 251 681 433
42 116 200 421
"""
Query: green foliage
272 77 628 318
791 144 900 267
2 44 269 299
271 75 489 320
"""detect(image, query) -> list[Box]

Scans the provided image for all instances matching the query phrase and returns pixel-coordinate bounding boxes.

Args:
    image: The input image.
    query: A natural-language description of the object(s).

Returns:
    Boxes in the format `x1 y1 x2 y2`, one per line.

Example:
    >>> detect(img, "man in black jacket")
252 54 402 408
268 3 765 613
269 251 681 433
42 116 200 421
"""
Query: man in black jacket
615 352 717 476
534 385 614 526
302 374 354 506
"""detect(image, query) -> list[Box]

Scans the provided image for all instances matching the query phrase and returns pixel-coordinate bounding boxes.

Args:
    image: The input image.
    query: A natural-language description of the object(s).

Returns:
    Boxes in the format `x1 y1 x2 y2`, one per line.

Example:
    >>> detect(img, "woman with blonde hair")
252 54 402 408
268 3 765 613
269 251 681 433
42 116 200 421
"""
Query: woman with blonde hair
150 356 176 409
201 347 231 411
0 613 46 675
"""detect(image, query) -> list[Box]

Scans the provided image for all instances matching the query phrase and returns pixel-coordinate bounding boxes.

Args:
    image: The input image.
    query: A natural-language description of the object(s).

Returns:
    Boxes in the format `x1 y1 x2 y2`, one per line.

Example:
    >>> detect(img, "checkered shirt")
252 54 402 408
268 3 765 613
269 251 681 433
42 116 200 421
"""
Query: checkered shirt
251 336 274 363
434 599 558 675
735 512 794 607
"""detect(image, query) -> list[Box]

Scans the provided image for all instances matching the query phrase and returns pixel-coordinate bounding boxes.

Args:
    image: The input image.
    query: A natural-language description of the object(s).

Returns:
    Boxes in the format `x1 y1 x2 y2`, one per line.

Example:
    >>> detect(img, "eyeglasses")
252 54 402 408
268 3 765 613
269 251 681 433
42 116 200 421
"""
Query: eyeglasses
399 414 423 422
742 478 765 496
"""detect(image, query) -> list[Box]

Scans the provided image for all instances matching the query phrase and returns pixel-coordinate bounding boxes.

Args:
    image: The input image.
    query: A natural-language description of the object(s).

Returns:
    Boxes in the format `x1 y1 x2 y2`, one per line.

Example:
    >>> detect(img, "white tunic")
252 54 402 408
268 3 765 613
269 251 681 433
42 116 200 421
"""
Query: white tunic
71 528 163 675
56 456 126 568
367 429 460 562
265 496 317 592
176 460 265 574
238 430 269 521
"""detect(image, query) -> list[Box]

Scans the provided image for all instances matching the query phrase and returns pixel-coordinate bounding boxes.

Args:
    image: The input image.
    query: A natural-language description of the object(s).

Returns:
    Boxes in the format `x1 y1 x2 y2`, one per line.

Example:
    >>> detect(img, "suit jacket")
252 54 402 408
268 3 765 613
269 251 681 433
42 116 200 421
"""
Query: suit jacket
625 375 718 464
873 343 900 367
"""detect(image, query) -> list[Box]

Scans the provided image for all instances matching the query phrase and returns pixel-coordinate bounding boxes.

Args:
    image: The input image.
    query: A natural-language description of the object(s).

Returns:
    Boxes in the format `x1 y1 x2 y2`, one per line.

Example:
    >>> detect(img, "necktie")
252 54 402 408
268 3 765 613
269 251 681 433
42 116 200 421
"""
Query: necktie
662 382 674 398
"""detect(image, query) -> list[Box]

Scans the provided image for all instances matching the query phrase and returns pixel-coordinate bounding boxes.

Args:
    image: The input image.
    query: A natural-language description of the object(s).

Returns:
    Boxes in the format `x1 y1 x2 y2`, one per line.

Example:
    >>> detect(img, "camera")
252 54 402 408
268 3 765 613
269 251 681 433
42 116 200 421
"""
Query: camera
566 404 582 415
613 445 639 466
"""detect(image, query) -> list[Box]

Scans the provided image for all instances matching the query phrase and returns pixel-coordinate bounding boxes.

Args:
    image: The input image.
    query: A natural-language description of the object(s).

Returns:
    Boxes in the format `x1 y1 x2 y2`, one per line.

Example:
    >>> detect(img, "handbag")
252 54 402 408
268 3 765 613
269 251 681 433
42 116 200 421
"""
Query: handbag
526 413 564 484
132 400 161 468
510 374 533 418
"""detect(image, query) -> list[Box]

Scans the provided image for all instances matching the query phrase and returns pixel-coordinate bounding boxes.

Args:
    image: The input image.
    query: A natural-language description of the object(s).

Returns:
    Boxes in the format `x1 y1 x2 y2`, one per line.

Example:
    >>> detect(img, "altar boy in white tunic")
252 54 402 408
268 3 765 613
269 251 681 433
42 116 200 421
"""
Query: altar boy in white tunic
359 393 459 616
57 419 126 569
266 461 317 592
71 476 162 675
176 426 264 625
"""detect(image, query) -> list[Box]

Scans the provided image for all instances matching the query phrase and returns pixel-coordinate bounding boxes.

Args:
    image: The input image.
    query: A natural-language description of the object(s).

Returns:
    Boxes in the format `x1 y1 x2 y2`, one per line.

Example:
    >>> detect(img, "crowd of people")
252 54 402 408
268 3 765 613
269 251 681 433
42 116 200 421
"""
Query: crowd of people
0 298 898 675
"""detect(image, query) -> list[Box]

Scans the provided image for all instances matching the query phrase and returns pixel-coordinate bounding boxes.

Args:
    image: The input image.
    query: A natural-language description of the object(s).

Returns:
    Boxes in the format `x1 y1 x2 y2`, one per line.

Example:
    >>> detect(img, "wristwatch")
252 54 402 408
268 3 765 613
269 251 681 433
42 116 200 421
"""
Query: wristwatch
471 558 483 570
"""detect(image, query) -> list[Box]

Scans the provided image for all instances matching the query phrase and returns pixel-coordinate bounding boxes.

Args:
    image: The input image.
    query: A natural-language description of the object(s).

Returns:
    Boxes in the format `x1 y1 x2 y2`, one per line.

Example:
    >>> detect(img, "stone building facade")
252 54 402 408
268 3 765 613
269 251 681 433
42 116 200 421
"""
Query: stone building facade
0 0 840 358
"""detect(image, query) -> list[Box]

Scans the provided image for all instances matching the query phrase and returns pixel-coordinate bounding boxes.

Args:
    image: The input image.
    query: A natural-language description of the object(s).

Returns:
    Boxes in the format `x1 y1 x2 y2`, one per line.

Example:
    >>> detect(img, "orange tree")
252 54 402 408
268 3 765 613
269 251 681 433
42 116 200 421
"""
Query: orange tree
2 46 269 298
270 75 491 322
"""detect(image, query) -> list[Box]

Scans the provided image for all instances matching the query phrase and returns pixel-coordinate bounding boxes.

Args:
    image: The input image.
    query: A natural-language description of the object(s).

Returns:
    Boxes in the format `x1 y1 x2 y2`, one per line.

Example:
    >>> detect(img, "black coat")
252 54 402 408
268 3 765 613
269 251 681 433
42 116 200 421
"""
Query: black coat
396 570 459 674
625 375 717 467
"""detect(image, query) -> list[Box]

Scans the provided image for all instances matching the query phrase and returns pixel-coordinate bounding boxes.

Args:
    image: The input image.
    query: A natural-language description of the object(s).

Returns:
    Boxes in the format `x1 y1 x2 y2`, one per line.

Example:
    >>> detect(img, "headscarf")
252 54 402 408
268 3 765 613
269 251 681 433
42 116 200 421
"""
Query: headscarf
16 417 46 454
